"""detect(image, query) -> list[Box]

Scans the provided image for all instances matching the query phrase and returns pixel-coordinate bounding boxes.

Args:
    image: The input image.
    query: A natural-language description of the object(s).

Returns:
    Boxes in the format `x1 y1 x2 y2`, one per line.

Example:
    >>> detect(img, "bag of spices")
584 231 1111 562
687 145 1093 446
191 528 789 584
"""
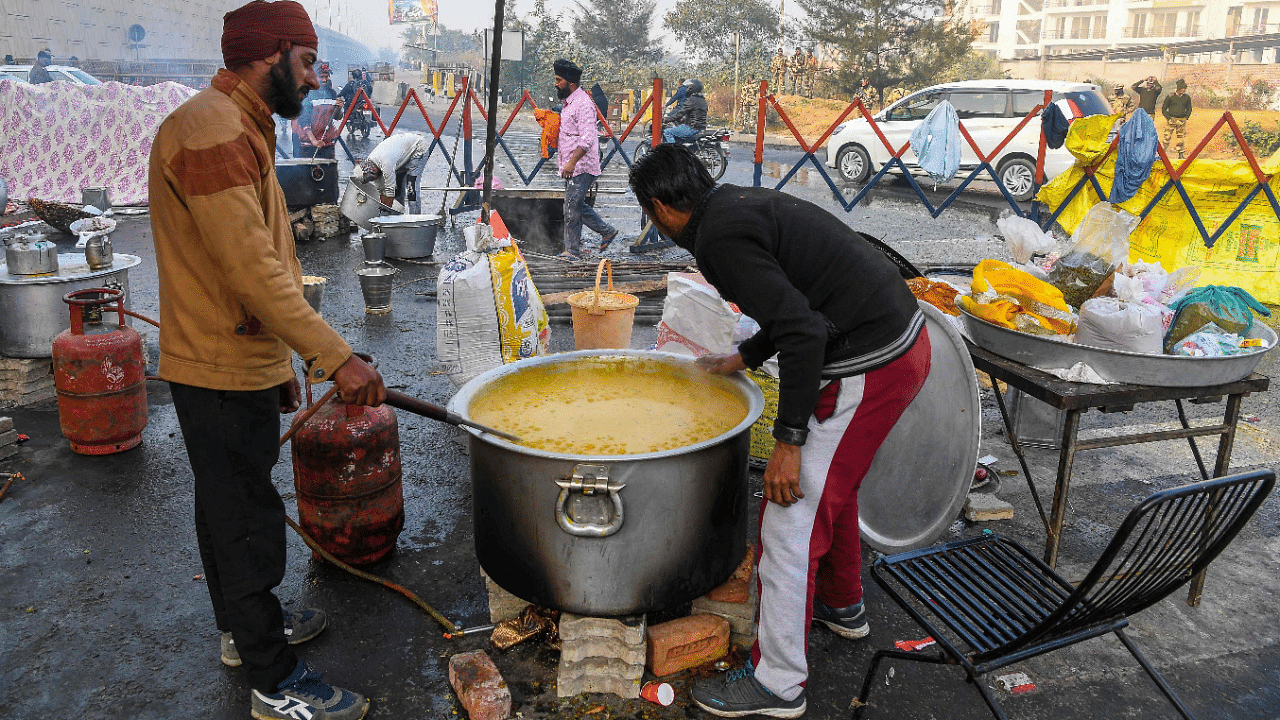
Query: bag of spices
1046 203 1139 308
1074 274 1164 354
1163 286 1270 354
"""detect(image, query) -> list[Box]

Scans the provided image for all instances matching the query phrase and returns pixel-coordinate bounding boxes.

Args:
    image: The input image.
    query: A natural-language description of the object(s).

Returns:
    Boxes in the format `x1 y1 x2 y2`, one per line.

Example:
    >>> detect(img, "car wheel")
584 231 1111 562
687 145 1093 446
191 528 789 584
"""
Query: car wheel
997 157 1037 203
836 144 872 184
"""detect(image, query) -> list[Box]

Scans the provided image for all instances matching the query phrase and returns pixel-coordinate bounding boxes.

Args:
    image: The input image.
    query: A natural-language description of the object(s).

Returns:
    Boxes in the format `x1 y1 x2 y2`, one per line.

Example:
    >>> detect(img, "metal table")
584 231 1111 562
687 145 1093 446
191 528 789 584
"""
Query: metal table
968 343 1270 606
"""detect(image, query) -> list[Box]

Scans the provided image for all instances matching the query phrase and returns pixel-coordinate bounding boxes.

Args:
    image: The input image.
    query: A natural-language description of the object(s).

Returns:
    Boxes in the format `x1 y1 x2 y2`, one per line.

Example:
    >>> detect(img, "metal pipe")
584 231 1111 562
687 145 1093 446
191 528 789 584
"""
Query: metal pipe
443 623 496 639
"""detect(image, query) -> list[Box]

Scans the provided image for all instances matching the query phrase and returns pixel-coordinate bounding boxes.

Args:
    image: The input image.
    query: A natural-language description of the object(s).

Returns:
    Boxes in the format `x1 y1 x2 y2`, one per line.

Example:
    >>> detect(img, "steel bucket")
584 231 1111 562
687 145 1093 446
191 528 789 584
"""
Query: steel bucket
448 350 765 616
339 179 398 231
355 265 398 314
368 214 443 258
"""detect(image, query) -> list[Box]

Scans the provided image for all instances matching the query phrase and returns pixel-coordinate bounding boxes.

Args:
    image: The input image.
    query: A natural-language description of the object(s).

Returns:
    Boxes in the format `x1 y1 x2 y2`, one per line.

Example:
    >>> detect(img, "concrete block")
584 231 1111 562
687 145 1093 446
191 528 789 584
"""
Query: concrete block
693 572 759 623
0 443 19 460
448 649 512 720
0 384 55 409
730 630 757 649
560 635 647 666
705 544 755 603
481 570 529 624
0 416 13 433
0 357 51 372
556 656 642 699
559 613 646 646
0 363 51 384
965 493 1015 522
646 614 730 677
0 430 18 447
0 374 54 393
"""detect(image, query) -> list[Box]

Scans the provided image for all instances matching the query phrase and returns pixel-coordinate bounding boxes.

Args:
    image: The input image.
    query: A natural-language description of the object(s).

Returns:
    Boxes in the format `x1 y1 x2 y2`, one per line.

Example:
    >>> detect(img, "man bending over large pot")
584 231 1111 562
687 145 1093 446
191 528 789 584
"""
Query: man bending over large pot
629 144 931 719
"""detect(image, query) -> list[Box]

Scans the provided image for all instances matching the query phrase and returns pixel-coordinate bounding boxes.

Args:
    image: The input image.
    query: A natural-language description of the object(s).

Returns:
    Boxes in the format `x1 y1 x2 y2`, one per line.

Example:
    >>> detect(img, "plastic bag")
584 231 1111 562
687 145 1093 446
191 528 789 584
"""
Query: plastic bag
997 215 1056 265
1171 323 1268 357
1121 259 1200 306
1164 285 1270 354
1046 203 1139 308
1075 277 1164 354
436 213 550 387
960 260 1077 337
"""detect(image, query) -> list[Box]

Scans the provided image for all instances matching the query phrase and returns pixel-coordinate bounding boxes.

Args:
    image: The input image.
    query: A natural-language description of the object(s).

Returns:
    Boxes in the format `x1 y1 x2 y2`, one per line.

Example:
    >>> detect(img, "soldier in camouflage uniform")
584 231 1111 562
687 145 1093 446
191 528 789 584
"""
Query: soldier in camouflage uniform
854 78 879 116
739 75 758 132
804 49 818 98
789 47 805 95
1109 84 1133 116
770 49 786 93
1161 79 1192 160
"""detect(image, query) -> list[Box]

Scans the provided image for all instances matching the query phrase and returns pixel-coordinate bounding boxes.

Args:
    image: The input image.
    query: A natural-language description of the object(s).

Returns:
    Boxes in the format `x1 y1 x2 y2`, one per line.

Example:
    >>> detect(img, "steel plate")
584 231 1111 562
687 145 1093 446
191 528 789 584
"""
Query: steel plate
858 301 982 553
959 303 1277 387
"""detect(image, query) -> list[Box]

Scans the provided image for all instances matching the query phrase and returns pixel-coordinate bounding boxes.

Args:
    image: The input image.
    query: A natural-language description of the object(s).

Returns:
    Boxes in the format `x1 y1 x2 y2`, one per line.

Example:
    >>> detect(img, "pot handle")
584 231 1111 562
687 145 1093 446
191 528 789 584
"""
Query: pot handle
555 464 625 538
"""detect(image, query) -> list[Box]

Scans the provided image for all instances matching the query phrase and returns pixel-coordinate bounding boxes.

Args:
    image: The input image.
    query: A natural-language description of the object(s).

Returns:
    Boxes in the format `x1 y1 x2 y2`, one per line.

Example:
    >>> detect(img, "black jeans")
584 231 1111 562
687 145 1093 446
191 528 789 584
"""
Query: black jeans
170 383 296 692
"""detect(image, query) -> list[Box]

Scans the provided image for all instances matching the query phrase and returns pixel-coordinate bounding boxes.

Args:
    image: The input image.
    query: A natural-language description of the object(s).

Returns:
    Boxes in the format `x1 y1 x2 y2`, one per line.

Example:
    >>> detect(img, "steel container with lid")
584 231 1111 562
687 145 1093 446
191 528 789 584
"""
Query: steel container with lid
0 253 140 357
4 233 59 275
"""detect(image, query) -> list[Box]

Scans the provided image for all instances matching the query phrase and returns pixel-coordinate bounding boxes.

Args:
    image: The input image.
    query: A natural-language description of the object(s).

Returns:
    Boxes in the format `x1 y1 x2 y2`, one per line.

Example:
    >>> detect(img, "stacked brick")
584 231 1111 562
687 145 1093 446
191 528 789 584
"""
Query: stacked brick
557 613 646 699
0 417 18 460
0 358 54 409
692 545 760 649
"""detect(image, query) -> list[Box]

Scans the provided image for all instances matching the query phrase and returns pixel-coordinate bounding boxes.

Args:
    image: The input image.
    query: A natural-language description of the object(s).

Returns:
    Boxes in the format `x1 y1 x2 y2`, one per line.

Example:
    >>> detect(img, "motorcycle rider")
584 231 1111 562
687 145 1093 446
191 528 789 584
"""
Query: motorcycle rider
663 78 707 145
337 69 373 137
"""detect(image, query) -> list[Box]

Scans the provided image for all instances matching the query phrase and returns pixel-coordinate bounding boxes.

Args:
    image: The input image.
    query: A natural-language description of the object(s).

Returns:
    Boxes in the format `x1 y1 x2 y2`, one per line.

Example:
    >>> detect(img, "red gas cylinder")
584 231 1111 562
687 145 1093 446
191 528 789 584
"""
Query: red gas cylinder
52 288 148 455
291 397 404 565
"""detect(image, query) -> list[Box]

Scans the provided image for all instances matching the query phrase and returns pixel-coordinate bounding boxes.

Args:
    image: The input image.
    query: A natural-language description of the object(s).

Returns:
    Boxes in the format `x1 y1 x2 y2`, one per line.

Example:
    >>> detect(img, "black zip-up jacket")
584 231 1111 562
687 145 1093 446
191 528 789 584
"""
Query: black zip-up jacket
666 93 708 130
1161 92 1192 120
675 185 922 440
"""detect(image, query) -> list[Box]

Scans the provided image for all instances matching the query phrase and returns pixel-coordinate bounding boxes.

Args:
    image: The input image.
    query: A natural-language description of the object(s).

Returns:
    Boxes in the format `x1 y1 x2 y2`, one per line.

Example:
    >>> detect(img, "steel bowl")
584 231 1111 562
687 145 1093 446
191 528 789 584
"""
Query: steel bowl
959 302 1277 387
368 214 443 258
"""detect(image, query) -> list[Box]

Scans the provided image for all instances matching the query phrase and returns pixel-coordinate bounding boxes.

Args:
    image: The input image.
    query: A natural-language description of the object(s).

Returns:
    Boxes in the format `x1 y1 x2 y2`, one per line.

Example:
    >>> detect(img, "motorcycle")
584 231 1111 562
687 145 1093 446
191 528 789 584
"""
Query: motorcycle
343 98 374 141
633 123 730 181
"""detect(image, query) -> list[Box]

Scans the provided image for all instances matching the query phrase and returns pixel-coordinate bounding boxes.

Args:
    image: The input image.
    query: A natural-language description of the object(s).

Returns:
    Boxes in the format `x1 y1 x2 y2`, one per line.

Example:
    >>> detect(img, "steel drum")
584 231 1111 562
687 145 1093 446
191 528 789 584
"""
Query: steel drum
959 303 1277 388
858 301 982 553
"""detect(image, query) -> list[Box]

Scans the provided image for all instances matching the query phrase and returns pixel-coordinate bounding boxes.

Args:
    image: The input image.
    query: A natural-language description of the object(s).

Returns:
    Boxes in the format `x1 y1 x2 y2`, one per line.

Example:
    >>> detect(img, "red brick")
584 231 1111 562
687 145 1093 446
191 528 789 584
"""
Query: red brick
646 614 730 677
705 544 755 603
448 650 512 720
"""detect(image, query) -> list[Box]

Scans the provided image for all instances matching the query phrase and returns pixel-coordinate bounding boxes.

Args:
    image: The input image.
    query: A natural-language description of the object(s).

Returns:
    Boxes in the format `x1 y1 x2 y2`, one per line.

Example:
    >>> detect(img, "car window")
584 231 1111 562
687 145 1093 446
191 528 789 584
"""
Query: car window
1013 89 1111 117
949 91 1008 119
62 69 102 85
887 92 944 122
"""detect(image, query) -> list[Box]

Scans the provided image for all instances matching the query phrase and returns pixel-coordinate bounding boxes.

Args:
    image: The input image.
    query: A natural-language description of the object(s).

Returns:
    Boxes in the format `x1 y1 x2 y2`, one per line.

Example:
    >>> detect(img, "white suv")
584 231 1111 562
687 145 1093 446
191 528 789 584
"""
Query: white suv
825 79 1111 201
0 64 103 85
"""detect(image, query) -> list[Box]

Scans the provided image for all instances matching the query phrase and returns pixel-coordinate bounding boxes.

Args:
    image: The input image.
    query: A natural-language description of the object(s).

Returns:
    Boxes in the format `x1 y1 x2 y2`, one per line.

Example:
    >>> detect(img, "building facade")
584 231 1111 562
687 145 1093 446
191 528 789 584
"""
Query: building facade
0 0 376 63
954 0 1280 59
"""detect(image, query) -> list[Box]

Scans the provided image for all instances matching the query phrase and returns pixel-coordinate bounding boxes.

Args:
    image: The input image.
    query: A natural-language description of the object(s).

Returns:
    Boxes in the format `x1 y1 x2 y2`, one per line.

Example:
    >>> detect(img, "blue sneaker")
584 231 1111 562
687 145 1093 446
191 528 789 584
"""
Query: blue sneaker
250 660 369 720
691 661 806 718
812 600 870 639
222 608 328 667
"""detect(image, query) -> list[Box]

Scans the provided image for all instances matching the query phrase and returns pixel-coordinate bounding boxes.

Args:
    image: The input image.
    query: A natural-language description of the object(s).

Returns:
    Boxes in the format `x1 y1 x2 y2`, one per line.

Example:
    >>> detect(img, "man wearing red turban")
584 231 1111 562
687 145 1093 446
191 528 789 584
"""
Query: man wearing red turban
148 3 380 719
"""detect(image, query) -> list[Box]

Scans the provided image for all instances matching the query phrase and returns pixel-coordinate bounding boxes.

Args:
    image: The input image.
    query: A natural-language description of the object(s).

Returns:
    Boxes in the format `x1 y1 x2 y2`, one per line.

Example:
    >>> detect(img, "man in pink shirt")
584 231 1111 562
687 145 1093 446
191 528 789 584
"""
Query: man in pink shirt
554 58 618 260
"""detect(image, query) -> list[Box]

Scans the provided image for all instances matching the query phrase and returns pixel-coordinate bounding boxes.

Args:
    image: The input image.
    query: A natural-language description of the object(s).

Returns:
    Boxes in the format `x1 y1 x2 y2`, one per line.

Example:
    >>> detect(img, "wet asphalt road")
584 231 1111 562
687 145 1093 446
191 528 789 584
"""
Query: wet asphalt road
1 105 1279 719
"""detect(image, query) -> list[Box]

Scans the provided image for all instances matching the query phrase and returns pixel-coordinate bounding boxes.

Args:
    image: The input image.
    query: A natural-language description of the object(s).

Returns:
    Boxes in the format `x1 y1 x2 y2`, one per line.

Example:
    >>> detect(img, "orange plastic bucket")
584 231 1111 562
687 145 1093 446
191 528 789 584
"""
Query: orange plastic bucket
566 259 640 350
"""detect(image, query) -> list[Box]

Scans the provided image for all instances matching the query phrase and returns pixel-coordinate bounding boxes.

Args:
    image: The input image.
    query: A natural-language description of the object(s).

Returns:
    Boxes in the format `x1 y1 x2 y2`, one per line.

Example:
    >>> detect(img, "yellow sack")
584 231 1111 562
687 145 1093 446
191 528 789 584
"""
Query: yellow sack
960 260 1077 336
1065 113 1121 166
1037 125 1280 305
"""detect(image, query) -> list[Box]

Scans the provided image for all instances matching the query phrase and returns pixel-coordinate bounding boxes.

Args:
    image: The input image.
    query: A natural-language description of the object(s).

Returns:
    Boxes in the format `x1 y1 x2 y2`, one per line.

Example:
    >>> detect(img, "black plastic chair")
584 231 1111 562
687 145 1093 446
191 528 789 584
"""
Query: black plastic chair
854 470 1275 720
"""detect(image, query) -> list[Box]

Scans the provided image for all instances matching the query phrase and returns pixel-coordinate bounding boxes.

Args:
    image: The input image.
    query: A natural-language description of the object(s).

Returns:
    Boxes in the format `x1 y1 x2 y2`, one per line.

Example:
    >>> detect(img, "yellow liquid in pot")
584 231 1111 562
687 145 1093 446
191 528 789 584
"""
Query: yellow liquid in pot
467 357 749 455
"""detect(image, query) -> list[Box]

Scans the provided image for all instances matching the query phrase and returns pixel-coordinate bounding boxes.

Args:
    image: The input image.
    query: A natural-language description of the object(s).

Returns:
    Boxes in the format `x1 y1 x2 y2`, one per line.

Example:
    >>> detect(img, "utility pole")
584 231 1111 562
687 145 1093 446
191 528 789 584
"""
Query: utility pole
779 0 785 51
733 31 741 130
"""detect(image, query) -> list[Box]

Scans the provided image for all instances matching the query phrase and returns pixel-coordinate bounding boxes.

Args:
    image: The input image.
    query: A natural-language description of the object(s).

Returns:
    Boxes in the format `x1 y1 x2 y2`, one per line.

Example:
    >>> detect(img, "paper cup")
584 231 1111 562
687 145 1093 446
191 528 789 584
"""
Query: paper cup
640 681 674 706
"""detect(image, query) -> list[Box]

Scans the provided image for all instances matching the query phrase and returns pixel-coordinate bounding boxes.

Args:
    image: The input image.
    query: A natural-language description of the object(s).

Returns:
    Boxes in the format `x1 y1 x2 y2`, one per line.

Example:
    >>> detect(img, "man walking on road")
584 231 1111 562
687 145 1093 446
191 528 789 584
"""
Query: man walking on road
553 58 618 260
629 145 931 719
1132 75 1162 115
1162 78 1192 160
148 2 384 718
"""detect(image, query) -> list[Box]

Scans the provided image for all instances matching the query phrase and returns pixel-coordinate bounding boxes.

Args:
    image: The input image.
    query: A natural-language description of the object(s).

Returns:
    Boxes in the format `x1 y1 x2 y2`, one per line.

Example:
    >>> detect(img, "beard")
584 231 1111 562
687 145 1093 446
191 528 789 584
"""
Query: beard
269 59 306 119
556 84 572 100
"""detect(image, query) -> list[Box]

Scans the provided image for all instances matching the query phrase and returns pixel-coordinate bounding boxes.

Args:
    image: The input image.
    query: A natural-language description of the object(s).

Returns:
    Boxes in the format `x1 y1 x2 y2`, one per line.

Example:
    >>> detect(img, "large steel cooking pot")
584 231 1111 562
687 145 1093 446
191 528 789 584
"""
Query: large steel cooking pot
448 350 765 616
0 253 140 357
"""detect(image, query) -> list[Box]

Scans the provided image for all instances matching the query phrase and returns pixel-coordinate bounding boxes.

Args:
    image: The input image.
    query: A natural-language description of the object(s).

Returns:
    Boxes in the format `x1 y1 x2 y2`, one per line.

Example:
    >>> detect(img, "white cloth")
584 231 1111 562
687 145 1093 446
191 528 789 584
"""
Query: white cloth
0 79 197 205
909 100 961 184
366 132 429 197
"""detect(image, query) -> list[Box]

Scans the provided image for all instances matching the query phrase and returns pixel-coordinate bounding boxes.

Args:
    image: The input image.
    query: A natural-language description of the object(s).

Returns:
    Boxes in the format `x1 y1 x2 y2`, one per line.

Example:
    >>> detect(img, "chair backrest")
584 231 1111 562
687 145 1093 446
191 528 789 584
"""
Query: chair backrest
1000 470 1274 655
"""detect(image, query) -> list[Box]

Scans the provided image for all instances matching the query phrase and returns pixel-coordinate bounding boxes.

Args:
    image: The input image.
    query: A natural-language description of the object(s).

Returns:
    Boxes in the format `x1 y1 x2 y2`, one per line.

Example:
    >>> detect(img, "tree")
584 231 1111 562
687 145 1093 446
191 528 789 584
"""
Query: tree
798 0 973 98
664 0 779 62
573 0 663 65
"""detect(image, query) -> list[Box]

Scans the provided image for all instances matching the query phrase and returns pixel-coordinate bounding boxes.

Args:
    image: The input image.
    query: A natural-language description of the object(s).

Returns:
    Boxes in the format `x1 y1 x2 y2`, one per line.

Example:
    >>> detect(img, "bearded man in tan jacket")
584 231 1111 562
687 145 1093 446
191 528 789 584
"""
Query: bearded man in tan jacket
148 2 381 718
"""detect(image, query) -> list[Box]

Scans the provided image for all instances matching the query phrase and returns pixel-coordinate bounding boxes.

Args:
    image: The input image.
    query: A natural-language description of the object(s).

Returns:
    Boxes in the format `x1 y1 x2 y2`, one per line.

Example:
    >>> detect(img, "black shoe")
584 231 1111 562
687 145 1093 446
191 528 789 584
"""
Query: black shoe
691 661 806 718
251 660 369 720
812 600 870 639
